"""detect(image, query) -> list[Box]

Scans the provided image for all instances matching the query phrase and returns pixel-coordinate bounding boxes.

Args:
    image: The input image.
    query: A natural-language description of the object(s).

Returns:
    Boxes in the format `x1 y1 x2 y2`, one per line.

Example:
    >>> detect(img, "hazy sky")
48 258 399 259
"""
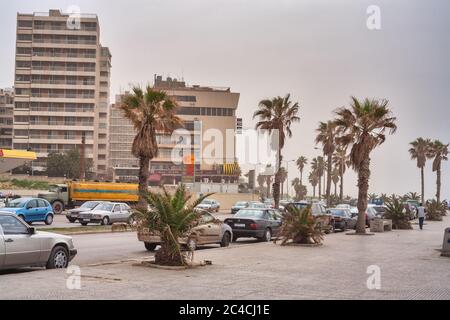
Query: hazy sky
0 0 449 199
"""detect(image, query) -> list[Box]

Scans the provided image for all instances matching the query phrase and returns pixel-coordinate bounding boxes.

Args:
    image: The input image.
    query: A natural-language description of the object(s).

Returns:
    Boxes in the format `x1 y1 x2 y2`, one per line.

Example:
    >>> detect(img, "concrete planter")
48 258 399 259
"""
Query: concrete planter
133 260 212 270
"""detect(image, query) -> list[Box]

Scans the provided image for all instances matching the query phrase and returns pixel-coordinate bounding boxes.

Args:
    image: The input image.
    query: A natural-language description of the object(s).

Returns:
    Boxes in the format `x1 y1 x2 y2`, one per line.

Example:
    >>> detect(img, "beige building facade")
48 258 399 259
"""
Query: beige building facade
13 9 111 177
109 76 240 184
0 88 14 149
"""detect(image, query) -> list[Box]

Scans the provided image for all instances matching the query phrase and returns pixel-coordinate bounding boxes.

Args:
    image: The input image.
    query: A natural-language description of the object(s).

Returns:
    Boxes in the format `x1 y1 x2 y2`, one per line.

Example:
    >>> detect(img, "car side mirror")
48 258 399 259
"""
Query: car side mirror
27 205 33 209
28 227 35 235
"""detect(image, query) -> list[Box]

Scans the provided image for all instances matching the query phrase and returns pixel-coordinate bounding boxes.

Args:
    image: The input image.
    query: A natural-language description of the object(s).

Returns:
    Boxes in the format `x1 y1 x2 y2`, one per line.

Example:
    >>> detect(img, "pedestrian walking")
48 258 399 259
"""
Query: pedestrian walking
417 203 426 230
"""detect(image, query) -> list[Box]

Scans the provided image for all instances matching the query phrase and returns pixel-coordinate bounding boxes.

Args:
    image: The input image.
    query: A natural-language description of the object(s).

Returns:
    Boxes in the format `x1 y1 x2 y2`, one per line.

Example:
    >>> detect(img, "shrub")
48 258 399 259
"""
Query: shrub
384 195 412 229
426 200 446 221
276 205 324 245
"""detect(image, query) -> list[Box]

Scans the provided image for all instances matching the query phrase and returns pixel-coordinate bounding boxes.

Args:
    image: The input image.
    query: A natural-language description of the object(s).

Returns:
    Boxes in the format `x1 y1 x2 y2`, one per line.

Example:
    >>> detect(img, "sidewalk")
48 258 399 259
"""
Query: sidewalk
1 216 449 300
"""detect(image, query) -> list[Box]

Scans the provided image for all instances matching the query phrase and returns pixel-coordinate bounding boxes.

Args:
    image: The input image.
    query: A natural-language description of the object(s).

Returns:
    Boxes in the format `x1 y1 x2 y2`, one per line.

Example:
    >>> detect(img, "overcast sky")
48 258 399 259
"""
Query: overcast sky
0 0 449 199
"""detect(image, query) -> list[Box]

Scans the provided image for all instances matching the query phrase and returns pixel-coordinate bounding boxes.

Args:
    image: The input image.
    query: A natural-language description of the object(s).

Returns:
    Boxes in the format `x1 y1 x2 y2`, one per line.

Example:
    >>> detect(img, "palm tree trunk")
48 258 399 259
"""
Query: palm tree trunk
421 166 425 205
326 154 332 205
436 166 441 203
300 170 303 185
356 157 371 234
138 156 150 209
318 176 322 200
334 182 337 198
266 177 271 199
313 185 316 198
339 166 344 201
273 150 282 209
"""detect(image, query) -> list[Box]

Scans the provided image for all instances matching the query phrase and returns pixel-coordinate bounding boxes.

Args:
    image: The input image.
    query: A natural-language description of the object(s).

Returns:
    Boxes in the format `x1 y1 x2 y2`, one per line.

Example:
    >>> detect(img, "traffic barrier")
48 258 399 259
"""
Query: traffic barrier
441 228 450 257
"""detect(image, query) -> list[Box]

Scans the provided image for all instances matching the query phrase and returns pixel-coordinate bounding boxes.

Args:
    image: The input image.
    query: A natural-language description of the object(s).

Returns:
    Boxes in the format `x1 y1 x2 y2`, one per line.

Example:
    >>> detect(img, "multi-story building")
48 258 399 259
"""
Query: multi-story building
109 76 240 185
0 88 14 149
13 9 111 177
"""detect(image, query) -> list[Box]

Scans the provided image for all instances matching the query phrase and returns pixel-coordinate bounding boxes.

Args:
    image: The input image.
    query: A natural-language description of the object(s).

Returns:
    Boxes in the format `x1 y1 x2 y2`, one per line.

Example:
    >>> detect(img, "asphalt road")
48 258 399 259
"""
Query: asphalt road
70 232 151 266
33 210 234 229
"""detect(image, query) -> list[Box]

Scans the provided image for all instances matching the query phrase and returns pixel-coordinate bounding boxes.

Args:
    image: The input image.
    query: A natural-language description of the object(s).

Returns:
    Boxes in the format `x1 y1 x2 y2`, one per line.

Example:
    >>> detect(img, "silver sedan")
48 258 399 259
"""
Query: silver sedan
0 212 77 270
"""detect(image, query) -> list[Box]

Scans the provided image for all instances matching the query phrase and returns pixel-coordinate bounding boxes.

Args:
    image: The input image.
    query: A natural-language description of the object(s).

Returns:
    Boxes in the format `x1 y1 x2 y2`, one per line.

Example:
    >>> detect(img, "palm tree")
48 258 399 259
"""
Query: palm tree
331 167 340 198
311 157 325 200
380 193 389 204
429 140 449 203
334 97 397 234
368 193 378 203
120 86 182 208
405 192 420 201
308 171 319 198
254 94 301 208
135 185 212 266
296 156 308 185
409 138 433 204
279 167 287 199
315 121 337 205
332 147 348 201
257 174 267 197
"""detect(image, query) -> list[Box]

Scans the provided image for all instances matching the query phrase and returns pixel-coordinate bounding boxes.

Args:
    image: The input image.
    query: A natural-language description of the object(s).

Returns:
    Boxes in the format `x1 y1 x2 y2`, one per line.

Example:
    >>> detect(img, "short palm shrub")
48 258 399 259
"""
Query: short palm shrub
426 200 446 221
134 185 211 266
384 195 412 229
276 205 324 245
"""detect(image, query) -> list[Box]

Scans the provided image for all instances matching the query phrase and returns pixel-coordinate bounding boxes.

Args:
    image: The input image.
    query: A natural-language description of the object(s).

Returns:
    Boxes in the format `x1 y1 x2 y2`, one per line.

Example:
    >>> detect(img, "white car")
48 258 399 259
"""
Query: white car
336 204 351 210
77 202 133 226
0 212 77 270
195 199 220 212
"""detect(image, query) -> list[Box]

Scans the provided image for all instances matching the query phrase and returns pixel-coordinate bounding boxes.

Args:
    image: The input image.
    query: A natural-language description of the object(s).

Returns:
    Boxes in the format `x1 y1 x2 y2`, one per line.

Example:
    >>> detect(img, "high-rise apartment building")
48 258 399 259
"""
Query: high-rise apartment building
109 76 240 184
13 9 111 177
0 88 14 149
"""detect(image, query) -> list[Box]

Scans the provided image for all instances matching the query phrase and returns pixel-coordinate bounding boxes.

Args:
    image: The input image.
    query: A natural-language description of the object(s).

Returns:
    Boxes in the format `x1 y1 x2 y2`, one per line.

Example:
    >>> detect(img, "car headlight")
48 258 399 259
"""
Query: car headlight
93 214 102 219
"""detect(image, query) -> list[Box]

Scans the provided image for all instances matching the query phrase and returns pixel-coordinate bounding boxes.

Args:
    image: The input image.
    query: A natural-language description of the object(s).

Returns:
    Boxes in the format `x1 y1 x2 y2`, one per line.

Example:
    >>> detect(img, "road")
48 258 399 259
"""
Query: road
70 232 150 266
33 210 234 229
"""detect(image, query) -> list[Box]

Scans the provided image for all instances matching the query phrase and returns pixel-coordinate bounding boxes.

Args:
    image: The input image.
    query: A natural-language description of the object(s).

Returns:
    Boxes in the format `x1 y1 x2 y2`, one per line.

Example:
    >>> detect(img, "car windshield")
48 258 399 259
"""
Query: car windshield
95 203 113 211
249 203 265 208
81 201 100 209
329 209 346 216
291 203 308 210
235 209 264 218
5 198 27 208
373 206 385 213
201 200 213 204
235 202 248 206
336 204 349 209
48 185 59 192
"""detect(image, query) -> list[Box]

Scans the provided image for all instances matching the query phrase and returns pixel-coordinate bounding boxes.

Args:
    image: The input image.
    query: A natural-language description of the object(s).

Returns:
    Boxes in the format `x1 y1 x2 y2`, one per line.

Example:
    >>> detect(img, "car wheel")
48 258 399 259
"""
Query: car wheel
52 201 64 215
220 232 231 247
68 218 77 223
45 214 54 225
46 245 69 269
127 216 135 225
81 222 88 226
144 242 157 251
260 228 272 242
18 214 26 222
187 237 197 251
101 216 110 226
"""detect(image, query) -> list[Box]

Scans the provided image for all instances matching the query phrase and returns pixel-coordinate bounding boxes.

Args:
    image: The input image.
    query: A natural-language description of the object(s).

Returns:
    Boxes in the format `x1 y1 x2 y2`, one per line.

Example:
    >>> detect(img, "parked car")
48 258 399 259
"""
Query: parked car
285 201 335 233
0 212 77 269
195 199 220 212
327 208 357 231
365 206 378 226
224 208 283 242
1 198 54 225
372 205 386 218
231 201 249 214
264 199 274 208
336 204 351 210
65 201 103 223
402 202 417 220
137 210 232 251
77 202 133 226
